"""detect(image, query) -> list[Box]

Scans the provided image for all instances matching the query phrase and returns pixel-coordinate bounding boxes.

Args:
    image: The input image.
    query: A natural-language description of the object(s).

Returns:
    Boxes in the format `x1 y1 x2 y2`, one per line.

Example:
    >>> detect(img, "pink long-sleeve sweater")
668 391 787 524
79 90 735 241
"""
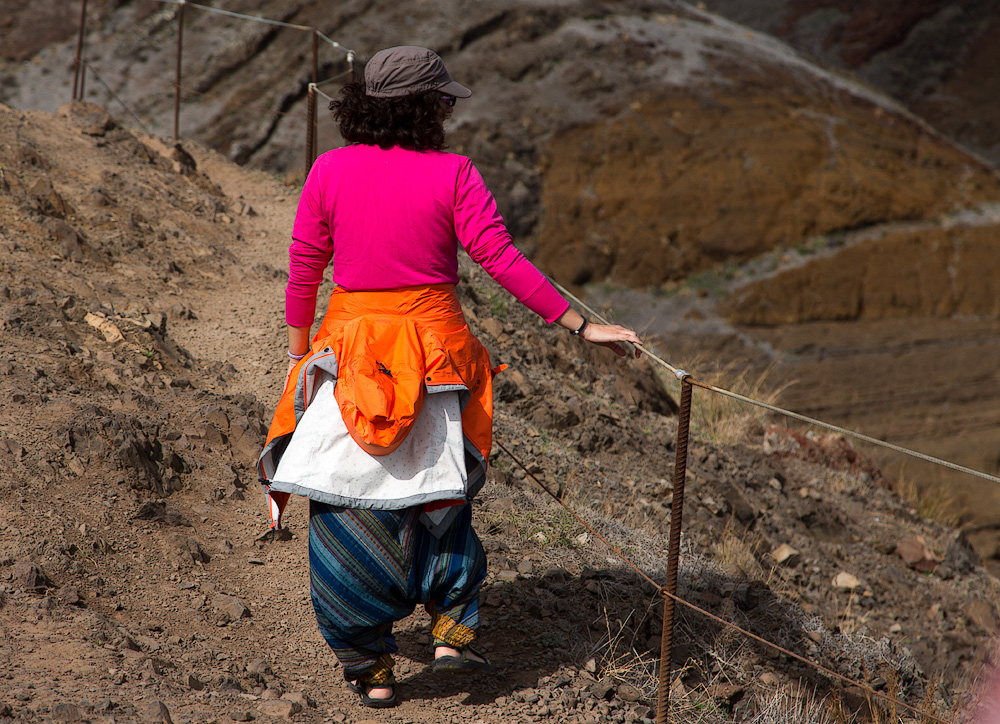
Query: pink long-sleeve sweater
286 144 569 327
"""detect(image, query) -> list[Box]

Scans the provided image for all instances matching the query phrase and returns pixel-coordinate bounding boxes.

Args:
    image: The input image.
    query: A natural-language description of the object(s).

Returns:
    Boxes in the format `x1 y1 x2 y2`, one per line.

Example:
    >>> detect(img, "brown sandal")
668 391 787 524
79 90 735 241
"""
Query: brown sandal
430 644 495 673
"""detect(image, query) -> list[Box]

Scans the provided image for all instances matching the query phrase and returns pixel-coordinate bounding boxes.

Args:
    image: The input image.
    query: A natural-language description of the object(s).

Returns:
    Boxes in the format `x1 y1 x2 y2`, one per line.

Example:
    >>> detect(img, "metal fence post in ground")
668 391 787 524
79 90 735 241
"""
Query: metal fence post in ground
174 0 186 141
657 372 693 724
73 0 89 101
305 83 317 176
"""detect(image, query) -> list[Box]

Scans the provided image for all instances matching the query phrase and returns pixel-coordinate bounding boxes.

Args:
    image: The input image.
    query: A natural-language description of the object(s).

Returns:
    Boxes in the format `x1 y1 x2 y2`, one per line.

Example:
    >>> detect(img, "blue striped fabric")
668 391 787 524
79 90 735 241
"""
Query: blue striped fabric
309 500 487 679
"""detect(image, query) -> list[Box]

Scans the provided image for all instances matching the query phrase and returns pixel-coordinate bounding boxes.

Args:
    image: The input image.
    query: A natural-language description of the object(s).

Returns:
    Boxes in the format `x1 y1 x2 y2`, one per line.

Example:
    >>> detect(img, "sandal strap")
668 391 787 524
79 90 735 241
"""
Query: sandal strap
463 645 488 659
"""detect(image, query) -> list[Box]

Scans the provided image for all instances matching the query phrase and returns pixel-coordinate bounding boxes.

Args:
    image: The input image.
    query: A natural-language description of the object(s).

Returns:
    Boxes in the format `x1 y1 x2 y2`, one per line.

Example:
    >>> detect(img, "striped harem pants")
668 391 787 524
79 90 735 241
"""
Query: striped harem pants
309 500 487 682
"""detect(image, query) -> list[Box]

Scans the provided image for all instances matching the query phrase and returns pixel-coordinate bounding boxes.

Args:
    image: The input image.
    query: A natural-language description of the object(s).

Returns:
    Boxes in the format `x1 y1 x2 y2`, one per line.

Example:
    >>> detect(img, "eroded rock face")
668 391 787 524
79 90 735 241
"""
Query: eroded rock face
5 1 998 291
535 80 1000 289
719 225 1000 325
704 0 1000 163
0 0 120 63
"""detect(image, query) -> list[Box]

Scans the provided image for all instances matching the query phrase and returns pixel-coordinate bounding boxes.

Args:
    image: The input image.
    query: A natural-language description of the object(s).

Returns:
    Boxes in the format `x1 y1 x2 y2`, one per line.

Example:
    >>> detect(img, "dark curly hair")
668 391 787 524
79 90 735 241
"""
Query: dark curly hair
330 81 449 152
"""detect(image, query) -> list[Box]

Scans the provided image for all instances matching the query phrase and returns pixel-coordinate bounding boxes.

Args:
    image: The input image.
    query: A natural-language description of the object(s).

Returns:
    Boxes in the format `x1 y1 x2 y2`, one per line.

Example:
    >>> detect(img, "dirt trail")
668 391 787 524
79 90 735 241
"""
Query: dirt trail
162 148 296 408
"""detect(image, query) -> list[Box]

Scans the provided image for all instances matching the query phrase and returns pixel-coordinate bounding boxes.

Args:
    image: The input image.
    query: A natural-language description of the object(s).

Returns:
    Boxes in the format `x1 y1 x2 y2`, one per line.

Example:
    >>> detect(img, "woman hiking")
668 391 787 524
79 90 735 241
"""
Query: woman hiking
257 46 643 708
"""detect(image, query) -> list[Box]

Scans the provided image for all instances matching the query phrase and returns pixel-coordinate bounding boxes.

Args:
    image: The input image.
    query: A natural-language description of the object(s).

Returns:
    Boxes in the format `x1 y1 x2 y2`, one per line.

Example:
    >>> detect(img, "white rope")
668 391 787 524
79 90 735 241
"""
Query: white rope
698 381 1000 486
314 69 353 89
84 63 153 136
551 277 681 375
154 0 356 54
156 0 310 29
316 30 355 56
547 278 1000 487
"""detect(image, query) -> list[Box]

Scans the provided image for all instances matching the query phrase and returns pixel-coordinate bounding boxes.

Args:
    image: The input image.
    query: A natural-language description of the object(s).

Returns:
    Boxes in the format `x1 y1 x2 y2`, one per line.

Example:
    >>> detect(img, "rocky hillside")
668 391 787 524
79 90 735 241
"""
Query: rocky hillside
701 0 1000 165
2 101 999 723
0 0 117 63
4 0 999 292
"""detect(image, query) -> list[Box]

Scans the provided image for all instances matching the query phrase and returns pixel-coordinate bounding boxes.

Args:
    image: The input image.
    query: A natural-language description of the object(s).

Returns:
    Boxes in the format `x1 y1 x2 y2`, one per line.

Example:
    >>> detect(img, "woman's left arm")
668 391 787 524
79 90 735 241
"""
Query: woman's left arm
455 161 643 355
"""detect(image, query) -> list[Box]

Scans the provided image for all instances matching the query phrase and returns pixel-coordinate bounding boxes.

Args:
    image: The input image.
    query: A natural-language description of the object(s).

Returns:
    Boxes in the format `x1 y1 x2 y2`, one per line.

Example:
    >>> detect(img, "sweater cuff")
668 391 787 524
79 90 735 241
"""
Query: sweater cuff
285 289 318 328
519 280 570 324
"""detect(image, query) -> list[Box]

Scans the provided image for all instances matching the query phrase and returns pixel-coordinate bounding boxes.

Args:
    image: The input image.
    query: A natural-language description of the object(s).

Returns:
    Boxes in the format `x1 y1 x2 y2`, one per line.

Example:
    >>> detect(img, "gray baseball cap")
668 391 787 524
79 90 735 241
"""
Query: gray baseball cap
364 46 472 99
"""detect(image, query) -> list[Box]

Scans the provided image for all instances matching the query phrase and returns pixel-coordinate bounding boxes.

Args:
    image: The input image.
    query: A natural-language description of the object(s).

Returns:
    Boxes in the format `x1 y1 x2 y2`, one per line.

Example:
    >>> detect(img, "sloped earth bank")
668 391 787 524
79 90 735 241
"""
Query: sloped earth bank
3 104 1000 723
590 200 1000 575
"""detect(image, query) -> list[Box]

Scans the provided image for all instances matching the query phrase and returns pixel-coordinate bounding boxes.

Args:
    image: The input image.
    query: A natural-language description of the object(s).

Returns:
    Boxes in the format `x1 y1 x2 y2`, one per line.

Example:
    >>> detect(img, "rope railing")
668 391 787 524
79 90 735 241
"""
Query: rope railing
72 0 356 166
82 61 312 124
314 69 355 90
302 70 358 168
159 0 311 32
551 278 1000 487
85 64 153 136
153 0 354 54
529 279 994 721
495 439 950 724
316 30 356 56
314 87 337 103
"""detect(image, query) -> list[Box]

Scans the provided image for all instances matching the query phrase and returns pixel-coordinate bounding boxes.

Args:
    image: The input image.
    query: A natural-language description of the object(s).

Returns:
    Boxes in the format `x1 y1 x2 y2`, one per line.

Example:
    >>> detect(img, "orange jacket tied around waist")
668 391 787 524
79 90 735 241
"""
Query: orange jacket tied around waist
257 285 502 531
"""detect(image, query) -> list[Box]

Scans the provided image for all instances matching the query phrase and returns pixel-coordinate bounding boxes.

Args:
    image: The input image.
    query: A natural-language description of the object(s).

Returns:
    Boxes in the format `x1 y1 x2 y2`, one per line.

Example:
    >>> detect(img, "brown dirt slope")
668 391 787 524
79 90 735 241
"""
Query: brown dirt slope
2 103 1000 723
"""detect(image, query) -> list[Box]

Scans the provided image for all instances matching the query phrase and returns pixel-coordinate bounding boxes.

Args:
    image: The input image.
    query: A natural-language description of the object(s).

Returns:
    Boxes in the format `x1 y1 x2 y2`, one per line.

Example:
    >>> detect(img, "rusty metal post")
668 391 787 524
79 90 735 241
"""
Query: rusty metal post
72 0 89 101
174 0 186 141
312 30 319 83
305 83 317 176
657 372 693 724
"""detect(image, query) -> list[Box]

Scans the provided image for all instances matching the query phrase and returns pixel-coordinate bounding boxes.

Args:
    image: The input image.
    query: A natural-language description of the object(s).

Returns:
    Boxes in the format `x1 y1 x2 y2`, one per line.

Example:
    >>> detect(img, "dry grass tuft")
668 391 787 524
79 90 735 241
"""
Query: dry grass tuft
662 358 790 444
711 520 767 581
588 610 661 699
831 670 950 724
748 684 838 724
894 470 960 527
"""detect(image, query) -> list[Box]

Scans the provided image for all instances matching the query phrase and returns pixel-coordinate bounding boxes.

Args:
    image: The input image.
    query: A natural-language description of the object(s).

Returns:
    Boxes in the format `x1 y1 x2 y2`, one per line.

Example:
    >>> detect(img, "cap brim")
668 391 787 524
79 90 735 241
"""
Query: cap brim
438 79 471 98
